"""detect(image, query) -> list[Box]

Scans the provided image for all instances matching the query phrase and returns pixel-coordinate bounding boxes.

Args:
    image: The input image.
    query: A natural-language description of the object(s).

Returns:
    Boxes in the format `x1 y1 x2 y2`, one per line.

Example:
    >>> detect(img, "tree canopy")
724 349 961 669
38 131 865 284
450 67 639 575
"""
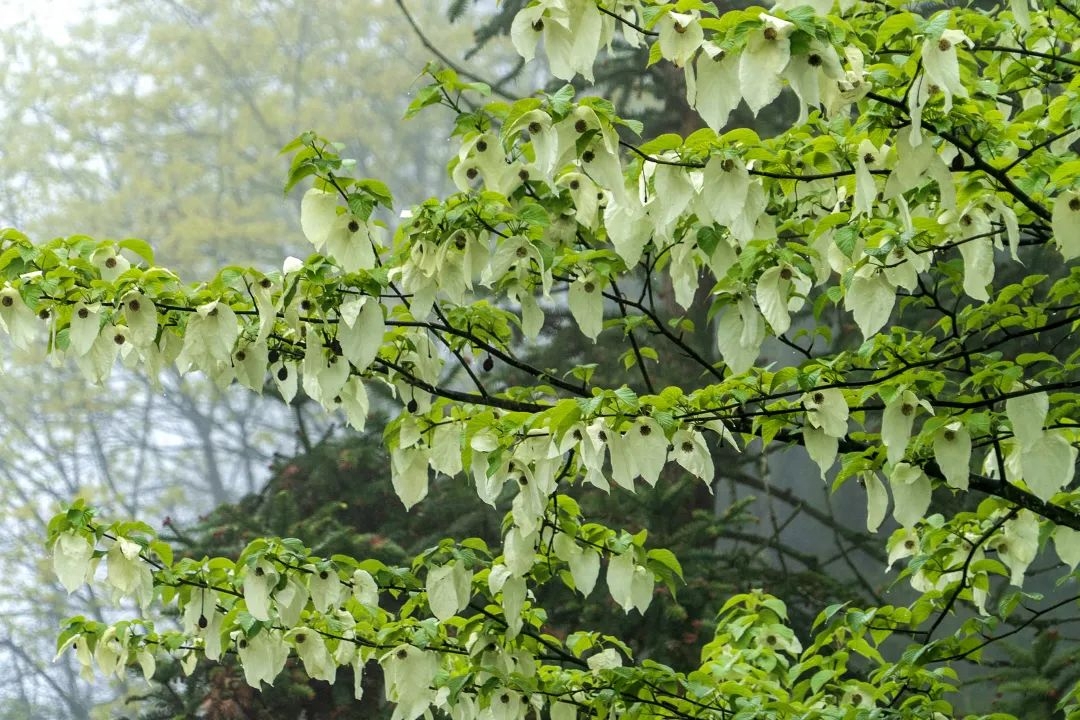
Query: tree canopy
8 0 1080 717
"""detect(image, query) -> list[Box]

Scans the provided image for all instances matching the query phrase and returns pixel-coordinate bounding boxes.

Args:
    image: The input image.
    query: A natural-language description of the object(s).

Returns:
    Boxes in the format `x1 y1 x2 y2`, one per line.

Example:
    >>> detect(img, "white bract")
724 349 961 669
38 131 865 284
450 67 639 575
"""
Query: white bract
1053 190 1080 259
0 286 39 349
933 421 972 490
301 188 378 271
657 10 703 67
689 44 741 131
739 14 795 115
606 549 653 614
242 559 279 621
52 531 95 594
237 629 289 688
106 536 154 609
426 561 473 621
803 388 849 438
890 463 932 528
568 273 604 341
510 0 604 82
921 28 972 114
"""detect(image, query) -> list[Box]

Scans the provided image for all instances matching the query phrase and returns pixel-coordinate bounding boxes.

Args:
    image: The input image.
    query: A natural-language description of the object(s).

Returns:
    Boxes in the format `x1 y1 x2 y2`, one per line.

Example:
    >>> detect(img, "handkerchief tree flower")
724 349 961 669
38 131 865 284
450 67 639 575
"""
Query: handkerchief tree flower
16 0 1080 718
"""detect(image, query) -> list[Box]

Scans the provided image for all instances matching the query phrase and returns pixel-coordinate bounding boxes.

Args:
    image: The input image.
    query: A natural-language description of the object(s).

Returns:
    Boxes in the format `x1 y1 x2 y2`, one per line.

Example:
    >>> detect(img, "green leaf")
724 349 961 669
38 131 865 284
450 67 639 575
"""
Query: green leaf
118 238 155 264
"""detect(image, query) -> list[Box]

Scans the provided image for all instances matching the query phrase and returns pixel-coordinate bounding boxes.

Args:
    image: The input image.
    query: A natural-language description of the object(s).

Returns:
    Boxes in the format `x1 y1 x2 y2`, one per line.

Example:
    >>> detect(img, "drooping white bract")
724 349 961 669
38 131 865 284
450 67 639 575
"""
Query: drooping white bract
458 132 520 197
921 28 972 114
606 549 653 614
237 628 289 688
272 359 299 403
287 627 337 683
783 40 843 124
68 301 102 357
1005 384 1049 450
242 559 279 621
1019 430 1077 501
382 645 440 720
882 240 930 292
505 110 560 183
510 0 604 82
803 424 838 480
626 416 669 487
177 300 238 374
504 524 539 577
1053 526 1080 571
234 341 269 393
274 575 309 627
756 264 809 336
739 14 795 116
688 43 741 131
488 563 527 638
863 470 889 532
568 273 604 341
553 532 600 596
667 241 701 311
559 170 601 230
75 322 126 384
997 510 1040 586
671 428 714 483
605 193 651 268
656 10 704 68
803 387 848 438
846 264 896 340
391 445 431 510
954 206 995 302
308 565 344 613
890 463 932 528
183 588 225 659
881 390 931 466
579 137 627 205
352 569 379 608
0 285 39 350
106 536 154 610
121 290 157 348
300 188 378 271
933 420 972 490
699 155 751 228
887 528 920 569
822 45 870 116
337 296 384 374
714 293 765 375
52 530 95 594
852 140 884 217
91 245 131 284
587 647 623 671
426 561 473 622
94 625 128 679
1053 190 1080 259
